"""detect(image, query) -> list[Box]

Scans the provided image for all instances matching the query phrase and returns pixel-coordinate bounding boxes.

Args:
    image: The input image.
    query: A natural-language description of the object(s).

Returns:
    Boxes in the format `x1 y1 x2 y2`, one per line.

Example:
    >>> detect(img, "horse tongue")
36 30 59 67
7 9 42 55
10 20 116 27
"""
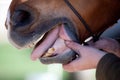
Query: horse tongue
41 25 72 58
40 25 76 64
31 24 72 61
54 24 72 53
50 25 72 55
31 27 59 61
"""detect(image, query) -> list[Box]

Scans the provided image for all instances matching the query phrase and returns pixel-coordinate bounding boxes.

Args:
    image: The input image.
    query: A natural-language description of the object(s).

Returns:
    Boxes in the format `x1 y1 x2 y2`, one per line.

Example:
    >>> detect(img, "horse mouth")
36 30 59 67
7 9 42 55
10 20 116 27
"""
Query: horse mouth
31 23 79 64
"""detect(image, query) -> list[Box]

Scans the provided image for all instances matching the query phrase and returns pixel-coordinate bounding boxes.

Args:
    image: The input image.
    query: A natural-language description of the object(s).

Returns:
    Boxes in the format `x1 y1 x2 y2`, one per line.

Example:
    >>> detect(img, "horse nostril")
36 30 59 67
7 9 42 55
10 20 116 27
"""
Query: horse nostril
12 10 33 27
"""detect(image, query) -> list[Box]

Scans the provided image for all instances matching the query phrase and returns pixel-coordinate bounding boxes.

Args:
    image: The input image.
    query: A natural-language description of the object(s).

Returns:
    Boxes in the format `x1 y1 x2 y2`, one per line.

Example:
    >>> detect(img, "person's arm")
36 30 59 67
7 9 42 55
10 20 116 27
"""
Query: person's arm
96 53 120 80
88 38 120 57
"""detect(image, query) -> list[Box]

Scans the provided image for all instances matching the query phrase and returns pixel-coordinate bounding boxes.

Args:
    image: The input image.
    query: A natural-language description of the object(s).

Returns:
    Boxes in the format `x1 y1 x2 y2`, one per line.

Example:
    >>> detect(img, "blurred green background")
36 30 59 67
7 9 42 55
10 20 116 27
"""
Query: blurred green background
0 42 47 80
0 1 96 80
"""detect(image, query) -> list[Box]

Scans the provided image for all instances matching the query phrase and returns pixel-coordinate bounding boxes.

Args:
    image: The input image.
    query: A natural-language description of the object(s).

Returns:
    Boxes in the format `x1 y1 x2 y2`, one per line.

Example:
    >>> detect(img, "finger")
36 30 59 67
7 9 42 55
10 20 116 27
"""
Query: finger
65 41 84 53
63 58 83 72
95 40 111 49
88 38 107 49
87 37 104 46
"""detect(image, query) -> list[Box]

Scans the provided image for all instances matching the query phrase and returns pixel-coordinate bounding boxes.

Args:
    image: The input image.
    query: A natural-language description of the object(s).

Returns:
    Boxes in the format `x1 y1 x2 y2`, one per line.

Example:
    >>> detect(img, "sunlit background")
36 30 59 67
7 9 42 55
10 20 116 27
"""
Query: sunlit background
0 1 98 80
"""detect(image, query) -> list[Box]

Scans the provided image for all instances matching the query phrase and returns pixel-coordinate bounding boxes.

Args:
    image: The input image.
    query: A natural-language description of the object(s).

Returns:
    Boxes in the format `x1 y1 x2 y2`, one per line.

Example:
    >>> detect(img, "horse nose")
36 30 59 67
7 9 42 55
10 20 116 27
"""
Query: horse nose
12 9 34 28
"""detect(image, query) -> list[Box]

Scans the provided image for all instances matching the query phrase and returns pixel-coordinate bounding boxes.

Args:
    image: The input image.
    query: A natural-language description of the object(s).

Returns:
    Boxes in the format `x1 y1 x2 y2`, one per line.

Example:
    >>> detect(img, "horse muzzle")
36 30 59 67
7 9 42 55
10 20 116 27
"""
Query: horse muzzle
7 4 80 64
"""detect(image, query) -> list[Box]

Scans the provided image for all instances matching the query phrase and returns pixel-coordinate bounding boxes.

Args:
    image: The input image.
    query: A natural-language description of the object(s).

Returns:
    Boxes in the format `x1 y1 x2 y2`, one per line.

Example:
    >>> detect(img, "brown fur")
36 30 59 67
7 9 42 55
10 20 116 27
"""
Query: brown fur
7 0 120 43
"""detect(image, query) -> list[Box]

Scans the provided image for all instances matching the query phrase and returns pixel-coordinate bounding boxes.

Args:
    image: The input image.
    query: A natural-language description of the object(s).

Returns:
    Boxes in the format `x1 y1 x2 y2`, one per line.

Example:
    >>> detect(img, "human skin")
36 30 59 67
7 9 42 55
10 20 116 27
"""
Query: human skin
63 41 106 72
63 38 120 72
88 38 120 57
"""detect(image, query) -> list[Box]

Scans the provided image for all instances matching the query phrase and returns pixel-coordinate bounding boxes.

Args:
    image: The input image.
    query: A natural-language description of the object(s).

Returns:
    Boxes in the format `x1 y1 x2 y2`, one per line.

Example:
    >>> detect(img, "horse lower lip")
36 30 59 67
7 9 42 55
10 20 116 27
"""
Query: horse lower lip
40 50 78 64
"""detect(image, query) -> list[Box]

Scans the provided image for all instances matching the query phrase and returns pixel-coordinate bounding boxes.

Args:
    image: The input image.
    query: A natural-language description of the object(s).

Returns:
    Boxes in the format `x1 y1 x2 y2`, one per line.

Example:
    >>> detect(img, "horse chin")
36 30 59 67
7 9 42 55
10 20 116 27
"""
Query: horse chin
32 22 80 64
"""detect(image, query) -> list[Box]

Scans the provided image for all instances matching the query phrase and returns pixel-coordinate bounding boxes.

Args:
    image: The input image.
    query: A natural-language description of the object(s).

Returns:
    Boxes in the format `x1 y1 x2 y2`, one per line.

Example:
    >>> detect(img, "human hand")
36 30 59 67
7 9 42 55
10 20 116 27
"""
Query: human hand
63 41 106 72
88 38 120 57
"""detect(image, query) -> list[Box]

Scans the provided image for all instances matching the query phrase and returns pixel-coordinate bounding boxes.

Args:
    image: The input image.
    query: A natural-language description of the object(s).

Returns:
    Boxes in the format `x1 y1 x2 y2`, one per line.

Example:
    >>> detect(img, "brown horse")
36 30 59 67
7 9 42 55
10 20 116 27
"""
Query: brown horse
6 0 120 64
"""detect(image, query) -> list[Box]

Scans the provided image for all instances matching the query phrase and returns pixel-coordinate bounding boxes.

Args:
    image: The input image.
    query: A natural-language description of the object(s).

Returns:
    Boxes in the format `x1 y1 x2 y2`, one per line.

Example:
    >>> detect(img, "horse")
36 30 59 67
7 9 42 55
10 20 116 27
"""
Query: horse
5 0 120 64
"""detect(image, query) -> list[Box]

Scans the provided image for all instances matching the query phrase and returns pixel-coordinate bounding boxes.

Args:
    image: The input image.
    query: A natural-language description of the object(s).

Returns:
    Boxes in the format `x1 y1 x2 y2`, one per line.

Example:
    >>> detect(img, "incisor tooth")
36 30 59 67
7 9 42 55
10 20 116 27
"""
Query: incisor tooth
48 48 55 53
43 48 55 57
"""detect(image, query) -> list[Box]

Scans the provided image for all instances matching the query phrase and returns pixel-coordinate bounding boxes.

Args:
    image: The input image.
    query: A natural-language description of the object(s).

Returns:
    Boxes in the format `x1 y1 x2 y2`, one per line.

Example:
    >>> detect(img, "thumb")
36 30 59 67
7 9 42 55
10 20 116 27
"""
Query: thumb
65 41 83 53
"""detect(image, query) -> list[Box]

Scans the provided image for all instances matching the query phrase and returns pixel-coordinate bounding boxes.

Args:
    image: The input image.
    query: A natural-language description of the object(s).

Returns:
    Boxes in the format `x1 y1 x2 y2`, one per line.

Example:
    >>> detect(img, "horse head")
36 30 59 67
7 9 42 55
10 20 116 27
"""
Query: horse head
6 0 120 64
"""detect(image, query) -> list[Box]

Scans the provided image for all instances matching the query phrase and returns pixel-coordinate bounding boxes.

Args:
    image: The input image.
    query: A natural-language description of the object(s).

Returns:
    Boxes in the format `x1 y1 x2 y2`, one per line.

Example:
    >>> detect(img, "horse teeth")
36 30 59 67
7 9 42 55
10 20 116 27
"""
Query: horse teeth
43 48 55 57
48 48 55 53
